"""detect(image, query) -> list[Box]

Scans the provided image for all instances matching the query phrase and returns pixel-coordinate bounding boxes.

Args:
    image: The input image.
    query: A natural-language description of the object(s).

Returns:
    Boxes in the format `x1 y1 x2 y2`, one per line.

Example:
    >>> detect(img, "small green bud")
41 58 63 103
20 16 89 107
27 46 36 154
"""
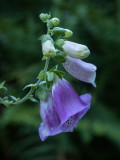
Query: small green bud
42 40 56 57
49 18 60 27
39 13 51 22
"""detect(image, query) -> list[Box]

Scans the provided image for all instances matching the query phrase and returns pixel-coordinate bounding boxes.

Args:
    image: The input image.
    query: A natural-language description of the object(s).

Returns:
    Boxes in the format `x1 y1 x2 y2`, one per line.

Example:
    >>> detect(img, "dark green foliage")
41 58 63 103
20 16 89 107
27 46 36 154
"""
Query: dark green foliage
0 0 120 159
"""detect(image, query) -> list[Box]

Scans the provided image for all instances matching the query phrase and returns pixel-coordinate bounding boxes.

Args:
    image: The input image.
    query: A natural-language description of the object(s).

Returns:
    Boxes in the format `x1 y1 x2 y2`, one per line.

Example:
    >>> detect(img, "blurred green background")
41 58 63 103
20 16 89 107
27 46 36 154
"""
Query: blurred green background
0 0 120 160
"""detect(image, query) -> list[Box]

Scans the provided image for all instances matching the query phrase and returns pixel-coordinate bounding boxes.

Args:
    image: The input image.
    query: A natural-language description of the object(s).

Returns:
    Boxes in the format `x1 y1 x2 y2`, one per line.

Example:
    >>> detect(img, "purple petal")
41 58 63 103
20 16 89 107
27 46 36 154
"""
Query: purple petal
39 93 61 141
39 122 61 141
52 78 91 126
63 56 97 87
60 93 91 132
40 93 61 128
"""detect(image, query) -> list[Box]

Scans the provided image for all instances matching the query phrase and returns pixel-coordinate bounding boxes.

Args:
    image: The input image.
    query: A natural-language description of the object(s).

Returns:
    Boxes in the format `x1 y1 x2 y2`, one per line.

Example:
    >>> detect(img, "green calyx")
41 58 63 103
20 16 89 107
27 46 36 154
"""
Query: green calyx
39 34 53 44
55 39 64 51
53 27 73 38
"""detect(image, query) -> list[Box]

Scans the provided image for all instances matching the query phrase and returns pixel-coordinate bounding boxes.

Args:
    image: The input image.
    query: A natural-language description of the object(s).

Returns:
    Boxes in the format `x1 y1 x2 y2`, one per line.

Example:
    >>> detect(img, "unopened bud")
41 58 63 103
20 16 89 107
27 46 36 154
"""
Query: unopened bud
39 13 51 22
49 18 60 27
53 27 73 38
62 41 90 59
42 40 56 57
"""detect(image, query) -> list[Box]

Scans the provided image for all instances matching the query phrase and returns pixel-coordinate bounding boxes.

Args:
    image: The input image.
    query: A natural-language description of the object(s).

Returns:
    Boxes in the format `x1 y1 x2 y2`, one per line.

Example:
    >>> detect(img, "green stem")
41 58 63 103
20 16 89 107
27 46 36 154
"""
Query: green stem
18 80 40 104
18 57 50 104
44 57 50 70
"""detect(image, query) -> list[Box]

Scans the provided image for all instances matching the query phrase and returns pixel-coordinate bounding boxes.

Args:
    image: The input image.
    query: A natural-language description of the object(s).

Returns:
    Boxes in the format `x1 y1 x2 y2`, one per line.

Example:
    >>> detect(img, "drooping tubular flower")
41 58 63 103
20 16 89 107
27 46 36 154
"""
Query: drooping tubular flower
39 77 91 141
63 56 97 87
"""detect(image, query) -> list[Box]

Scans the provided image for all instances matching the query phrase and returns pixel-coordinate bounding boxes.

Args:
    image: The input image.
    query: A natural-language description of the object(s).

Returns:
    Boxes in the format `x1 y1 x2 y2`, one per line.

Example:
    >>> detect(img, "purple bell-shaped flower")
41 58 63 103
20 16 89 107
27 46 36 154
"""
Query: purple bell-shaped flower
39 77 91 141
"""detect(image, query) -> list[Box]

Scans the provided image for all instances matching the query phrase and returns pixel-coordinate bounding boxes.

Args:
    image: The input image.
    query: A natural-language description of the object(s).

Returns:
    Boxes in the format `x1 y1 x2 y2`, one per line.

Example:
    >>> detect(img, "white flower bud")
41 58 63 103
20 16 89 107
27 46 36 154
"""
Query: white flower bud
62 41 90 59
42 40 56 57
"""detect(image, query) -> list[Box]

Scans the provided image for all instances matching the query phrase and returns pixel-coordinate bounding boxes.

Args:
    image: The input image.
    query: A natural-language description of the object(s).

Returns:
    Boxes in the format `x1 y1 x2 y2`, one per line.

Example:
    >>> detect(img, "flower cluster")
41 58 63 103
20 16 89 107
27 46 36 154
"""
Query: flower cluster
38 13 97 141
0 13 97 141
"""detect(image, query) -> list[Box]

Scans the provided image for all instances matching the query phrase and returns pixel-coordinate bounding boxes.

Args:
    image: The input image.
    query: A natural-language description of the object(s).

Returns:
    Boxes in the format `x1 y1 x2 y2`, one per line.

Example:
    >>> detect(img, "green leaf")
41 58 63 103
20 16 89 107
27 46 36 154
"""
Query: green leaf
3 96 8 101
35 85 47 101
54 70 65 79
37 70 46 79
10 96 20 101
47 72 54 82
0 81 7 93
29 95 38 103
56 50 66 57
23 84 35 90
0 81 5 88
49 65 58 72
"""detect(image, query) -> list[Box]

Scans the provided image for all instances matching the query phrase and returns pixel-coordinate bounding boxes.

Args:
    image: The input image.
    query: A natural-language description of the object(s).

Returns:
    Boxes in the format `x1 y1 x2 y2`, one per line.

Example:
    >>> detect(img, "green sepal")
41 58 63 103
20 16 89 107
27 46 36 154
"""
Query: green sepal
42 56 47 61
47 72 54 82
38 34 54 44
37 70 46 79
35 85 47 101
53 27 66 36
49 65 65 79
49 65 58 72
54 70 65 79
55 39 64 51
54 56 66 63
54 50 66 63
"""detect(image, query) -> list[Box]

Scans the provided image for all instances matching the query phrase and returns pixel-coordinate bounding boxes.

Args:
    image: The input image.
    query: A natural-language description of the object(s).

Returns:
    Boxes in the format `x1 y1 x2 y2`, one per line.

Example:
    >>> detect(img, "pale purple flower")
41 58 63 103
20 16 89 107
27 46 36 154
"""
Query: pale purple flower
63 56 97 87
39 77 91 141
